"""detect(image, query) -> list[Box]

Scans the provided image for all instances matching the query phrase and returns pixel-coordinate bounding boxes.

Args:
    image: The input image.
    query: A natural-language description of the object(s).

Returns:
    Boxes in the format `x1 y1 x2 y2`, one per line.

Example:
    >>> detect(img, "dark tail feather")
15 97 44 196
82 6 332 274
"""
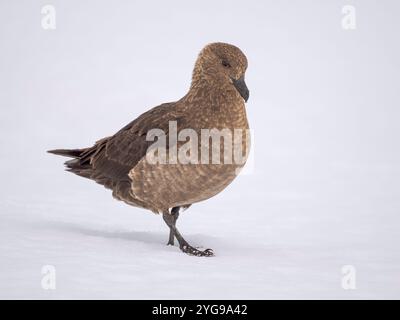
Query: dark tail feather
47 148 84 158
48 147 93 179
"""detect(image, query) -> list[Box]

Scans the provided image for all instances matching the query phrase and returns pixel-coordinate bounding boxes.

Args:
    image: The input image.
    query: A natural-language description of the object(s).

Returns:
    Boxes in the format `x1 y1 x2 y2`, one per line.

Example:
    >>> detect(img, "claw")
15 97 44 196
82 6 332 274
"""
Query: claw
180 244 214 257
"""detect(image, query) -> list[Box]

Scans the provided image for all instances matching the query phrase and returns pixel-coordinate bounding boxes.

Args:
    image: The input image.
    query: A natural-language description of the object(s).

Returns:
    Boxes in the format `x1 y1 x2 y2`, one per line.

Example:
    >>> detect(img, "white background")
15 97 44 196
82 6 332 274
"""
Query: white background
0 0 399 299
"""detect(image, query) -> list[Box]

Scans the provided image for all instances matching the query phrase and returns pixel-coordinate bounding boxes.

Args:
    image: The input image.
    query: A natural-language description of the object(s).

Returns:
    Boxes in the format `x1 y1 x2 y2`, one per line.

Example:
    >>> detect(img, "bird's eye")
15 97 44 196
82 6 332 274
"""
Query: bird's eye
222 60 231 68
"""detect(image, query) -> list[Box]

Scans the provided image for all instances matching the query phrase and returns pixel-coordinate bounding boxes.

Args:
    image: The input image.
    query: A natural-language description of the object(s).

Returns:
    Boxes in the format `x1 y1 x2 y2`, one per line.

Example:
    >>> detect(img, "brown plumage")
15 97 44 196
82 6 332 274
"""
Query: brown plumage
48 42 250 256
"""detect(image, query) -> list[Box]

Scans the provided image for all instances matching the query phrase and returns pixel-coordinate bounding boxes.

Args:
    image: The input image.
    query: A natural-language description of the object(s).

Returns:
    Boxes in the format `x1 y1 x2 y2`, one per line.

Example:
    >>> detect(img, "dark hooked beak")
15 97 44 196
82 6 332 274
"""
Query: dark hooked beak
232 75 250 102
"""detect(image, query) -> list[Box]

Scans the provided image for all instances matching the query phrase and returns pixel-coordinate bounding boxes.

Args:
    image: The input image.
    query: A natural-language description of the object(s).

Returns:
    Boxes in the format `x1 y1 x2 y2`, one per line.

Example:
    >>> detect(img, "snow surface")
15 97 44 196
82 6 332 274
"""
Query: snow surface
1 0 400 299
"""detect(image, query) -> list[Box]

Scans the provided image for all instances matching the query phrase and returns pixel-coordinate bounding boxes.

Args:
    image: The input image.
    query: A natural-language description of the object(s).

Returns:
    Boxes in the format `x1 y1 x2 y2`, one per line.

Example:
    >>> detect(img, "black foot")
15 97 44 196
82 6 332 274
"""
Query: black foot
180 244 214 257
162 210 213 257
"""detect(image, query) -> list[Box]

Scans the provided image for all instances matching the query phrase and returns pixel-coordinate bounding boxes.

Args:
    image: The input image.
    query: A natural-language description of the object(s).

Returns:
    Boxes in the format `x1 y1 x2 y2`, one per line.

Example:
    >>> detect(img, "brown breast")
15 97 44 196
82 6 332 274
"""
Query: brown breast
128 95 250 213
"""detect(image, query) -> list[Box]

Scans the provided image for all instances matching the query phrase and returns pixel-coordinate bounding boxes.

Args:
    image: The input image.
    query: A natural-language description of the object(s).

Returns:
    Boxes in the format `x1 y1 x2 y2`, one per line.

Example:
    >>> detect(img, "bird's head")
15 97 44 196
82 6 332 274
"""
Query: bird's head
191 42 249 103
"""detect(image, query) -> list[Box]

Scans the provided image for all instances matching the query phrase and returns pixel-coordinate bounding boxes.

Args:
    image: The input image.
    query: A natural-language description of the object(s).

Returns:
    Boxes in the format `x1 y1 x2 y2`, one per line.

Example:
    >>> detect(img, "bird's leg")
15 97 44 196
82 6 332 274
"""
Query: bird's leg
166 206 180 246
162 210 214 257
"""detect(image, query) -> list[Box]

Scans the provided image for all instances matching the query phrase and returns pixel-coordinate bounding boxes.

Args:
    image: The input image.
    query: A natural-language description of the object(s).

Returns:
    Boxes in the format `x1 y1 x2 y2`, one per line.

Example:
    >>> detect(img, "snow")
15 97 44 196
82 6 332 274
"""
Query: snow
1 0 400 299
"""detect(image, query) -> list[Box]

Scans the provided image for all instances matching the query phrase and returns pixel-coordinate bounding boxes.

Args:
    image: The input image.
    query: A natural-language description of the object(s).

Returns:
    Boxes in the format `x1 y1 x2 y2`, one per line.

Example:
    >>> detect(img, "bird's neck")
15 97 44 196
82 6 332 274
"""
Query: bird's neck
183 80 248 130
187 79 242 107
